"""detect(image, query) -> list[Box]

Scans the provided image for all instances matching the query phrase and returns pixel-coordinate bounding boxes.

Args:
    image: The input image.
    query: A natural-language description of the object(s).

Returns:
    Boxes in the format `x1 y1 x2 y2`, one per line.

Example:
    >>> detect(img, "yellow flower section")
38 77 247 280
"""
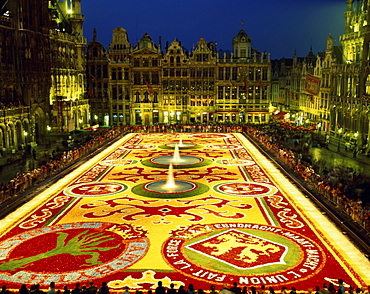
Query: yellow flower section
57 133 269 271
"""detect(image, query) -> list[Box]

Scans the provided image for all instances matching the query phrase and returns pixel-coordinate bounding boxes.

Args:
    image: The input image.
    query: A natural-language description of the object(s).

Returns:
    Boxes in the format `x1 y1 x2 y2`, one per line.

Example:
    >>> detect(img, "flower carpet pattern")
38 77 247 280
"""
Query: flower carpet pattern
0 133 368 290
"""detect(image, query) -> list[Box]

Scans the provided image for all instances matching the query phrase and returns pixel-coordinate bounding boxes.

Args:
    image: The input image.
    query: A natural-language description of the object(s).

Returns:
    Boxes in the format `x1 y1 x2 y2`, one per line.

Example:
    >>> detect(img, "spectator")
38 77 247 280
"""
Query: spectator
155 282 165 294
98 282 109 294
87 283 97 294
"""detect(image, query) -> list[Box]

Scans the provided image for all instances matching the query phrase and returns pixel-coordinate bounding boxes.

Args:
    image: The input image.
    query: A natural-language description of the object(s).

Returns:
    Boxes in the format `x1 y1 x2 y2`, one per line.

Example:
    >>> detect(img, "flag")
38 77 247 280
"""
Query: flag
88 88 94 102
304 74 321 95
244 79 249 95
146 80 154 95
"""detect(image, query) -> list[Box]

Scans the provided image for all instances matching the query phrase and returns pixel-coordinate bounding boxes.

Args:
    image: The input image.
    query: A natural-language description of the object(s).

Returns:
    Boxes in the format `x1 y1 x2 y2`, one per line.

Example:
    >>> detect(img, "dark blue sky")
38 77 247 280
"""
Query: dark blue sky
82 0 346 60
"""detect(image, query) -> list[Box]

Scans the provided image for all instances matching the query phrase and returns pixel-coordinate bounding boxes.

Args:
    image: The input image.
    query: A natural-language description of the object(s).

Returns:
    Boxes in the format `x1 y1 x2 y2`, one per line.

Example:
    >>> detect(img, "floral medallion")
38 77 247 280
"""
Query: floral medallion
64 182 128 197
0 222 149 285
213 182 278 197
163 223 325 286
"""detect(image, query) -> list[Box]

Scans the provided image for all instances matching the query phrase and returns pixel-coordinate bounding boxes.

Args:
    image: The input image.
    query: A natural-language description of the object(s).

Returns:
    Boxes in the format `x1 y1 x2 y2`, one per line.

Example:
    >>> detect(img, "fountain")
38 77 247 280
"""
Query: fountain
132 140 211 197
178 135 184 147
171 144 183 163
164 135 196 149
141 162 197 195
147 140 209 168
164 163 176 189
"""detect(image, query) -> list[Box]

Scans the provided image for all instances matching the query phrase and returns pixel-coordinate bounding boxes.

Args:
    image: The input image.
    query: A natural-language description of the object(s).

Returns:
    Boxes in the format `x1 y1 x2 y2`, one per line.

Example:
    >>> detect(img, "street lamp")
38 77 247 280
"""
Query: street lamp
337 128 343 152
23 130 28 146
354 131 359 156
47 125 51 148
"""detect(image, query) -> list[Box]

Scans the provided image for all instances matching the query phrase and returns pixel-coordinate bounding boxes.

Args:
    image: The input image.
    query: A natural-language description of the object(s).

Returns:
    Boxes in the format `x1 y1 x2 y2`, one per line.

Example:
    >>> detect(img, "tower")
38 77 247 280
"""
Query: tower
232 29 252 58
69 0 84 36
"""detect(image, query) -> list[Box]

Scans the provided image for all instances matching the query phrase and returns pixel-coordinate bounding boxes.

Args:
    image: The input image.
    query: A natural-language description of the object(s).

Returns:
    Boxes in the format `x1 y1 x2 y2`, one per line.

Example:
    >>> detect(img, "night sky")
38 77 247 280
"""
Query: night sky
82 0 346 60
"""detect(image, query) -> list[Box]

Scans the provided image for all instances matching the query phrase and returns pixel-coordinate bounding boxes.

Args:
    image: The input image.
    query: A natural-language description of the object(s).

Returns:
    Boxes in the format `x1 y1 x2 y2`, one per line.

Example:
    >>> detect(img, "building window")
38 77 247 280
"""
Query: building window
135 92 140 103
152 73 159 84
219 67 224 80
218 86 223 99
134 73 140 85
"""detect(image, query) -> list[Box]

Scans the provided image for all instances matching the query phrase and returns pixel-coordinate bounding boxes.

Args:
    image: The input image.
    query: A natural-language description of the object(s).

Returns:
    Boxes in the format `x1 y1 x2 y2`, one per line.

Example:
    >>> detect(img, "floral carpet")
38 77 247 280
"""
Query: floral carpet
0 133 368 291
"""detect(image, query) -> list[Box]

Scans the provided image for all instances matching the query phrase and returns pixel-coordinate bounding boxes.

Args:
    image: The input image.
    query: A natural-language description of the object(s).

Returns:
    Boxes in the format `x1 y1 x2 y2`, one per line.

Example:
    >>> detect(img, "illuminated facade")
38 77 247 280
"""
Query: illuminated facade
329 0 370 150
48 0 89 134
0 0 88 156
0 0 51 154
86 28 271 126
271 0 370 152
271 52 317 125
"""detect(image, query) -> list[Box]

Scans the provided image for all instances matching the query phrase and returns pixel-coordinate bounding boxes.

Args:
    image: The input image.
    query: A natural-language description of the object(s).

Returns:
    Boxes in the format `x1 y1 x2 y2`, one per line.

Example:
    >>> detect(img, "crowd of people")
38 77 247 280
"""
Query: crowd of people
0 126 127 204
129 124 243 133
0 279 369 294
243 124 370 235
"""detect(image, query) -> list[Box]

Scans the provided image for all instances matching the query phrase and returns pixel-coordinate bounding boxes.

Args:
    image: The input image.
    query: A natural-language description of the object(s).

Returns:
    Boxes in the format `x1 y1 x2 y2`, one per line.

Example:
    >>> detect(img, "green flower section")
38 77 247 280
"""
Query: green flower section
158 145 202 150
184 229 301 274
141 158 212 169
131 182 209 199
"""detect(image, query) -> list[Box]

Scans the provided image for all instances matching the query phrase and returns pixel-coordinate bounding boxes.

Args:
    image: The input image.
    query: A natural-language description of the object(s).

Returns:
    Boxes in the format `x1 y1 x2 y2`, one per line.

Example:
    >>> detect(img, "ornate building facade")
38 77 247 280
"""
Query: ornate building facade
0 0 51 155
4 0 370 156
271 0 370 152
329 0 370 150
0 0 88 156
48 0 89 134
87 28 271 126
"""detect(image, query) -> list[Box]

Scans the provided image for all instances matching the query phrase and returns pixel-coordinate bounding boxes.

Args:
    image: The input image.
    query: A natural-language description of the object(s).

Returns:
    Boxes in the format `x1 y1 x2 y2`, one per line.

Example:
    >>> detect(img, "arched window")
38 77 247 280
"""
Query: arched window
153 92 158 103
143 92 149 103
135 92 140 103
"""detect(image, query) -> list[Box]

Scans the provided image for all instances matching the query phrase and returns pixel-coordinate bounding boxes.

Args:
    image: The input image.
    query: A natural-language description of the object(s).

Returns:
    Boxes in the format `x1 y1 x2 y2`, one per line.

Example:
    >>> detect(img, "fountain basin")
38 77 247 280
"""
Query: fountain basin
131 180 210 199
150 155 203 166
165 142 197 148
144 180 197 194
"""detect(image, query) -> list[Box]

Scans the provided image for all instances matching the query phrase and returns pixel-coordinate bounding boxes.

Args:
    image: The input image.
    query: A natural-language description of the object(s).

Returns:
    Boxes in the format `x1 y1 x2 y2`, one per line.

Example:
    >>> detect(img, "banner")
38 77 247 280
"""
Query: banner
244 79 249 94
146 80 154 95
304 74 321 96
